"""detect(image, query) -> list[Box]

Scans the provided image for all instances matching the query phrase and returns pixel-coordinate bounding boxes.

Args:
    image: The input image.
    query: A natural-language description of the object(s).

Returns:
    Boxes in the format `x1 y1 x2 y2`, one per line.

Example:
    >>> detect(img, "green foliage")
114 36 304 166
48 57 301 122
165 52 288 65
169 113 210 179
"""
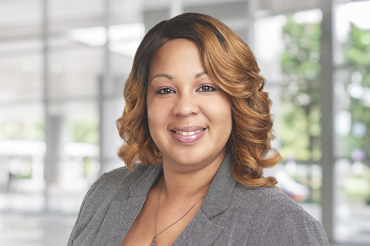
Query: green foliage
344 24 370 65
343 176 370 199
341 25 370 160
70 119 98 145
280 18 370 164
280 15 370 201
280 16 321 162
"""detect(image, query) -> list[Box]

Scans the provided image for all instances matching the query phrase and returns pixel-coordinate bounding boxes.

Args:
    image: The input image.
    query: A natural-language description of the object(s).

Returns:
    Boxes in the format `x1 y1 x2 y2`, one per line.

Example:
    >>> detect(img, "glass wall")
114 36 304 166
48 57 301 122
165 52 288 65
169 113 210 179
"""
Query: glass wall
255 1 370 244
333 1 370 243
255 9 323 221
0 0 43 209
46 0 104 212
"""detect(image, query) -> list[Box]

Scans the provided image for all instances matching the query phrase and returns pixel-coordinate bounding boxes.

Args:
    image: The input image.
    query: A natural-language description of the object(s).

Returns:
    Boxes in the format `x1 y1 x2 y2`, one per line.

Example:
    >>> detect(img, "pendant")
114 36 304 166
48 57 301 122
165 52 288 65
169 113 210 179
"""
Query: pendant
150 236 157 246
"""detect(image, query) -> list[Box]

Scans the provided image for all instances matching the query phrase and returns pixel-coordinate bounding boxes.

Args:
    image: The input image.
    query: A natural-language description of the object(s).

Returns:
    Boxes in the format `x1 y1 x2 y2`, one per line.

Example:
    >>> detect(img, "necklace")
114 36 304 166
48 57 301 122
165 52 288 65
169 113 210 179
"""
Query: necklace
150 178 206 246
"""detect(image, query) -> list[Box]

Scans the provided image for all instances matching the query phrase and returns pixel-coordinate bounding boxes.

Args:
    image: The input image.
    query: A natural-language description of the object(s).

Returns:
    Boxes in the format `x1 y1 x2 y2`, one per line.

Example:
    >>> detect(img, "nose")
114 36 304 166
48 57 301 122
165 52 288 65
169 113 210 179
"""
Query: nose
172 92 200 117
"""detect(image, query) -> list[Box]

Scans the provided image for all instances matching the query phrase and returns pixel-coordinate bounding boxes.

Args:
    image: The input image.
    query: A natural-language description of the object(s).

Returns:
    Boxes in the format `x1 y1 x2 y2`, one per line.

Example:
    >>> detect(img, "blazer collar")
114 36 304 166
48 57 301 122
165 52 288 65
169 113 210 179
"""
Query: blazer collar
129 163 163 197
95 154 236 246
127 153 236 208
200 153 236 218
127 154 237 217
173 154 236 245
91 164 163 245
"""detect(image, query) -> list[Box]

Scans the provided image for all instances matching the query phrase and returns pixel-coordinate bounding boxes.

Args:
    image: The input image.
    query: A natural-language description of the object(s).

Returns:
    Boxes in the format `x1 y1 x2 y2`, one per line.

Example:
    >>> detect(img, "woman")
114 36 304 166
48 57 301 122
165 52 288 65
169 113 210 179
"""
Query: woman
68 13 329 246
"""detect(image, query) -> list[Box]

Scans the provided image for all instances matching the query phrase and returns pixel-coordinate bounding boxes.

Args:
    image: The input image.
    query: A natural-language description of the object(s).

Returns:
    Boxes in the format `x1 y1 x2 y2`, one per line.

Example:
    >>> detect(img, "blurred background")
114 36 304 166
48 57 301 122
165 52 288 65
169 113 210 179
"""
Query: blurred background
0 0 369 245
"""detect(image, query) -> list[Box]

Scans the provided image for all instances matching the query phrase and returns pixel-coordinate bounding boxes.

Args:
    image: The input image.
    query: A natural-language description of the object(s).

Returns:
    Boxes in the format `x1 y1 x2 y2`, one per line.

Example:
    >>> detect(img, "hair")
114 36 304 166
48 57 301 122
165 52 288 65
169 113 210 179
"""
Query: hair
116 13 282 187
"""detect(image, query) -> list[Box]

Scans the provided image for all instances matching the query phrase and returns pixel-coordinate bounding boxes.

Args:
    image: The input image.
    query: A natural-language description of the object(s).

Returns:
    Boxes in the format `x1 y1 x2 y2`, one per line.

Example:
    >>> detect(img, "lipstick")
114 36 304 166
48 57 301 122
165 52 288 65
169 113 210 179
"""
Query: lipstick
170 126 207 143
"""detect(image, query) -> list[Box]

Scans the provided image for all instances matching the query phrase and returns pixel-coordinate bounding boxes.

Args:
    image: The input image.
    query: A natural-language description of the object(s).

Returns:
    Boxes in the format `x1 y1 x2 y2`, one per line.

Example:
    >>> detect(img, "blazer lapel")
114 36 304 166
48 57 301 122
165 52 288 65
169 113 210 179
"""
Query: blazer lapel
173 154 237 246
93 197 146 246
172 210 223 246
87 155 235 246
201 154 236 219
93 164 163 246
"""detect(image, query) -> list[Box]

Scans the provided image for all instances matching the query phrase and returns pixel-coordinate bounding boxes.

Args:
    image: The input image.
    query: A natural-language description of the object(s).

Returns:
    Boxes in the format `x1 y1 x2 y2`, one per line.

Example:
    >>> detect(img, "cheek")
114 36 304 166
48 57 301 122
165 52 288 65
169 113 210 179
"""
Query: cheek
146 96 157 127
203 96 232 131
147 100 168 133
219 106 233 131
147 108 161 148
147 106 158 130
218 106 233 144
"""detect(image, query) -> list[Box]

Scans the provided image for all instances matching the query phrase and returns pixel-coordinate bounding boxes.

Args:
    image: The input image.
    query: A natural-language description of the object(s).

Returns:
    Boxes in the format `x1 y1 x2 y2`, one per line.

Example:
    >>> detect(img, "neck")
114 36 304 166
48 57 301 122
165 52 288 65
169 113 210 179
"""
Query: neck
160 154 225 201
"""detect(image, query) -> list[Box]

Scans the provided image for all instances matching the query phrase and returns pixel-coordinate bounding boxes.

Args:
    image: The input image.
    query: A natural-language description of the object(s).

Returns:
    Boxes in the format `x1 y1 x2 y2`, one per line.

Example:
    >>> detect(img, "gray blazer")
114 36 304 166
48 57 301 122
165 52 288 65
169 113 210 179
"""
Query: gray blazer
68 155 329 246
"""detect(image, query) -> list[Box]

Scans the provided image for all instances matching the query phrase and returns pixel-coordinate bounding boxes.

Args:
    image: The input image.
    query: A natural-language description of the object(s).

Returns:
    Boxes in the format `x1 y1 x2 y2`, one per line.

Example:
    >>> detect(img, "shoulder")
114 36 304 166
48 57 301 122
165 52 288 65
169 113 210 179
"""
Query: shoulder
234 184 306 214
75 162 150 214
91 163 148 192
68 163 150 245
231 185 329 245
81 162 150 206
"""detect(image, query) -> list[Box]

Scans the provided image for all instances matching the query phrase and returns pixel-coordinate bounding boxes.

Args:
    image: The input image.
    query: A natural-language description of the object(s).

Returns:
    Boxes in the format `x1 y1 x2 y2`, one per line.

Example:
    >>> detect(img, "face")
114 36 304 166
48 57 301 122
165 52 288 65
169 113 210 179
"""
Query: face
146 39 232 172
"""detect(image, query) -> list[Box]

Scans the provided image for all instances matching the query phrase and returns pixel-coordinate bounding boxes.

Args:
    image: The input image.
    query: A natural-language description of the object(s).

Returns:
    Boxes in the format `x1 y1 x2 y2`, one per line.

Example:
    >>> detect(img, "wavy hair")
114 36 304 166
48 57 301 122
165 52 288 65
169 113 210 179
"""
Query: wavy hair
117 13 281 187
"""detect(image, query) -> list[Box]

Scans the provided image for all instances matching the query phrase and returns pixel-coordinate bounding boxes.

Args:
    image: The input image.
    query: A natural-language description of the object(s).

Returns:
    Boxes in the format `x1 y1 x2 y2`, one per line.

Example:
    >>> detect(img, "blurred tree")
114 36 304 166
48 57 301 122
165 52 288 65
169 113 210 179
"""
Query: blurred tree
71 119 98 145
342 24 370 163
280 17 370 201
280 16 321 201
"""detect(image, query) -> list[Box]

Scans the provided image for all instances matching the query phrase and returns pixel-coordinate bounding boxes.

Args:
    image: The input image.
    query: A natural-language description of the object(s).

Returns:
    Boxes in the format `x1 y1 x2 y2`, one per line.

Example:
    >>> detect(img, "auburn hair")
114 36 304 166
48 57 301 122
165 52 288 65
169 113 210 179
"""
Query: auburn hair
117 13 281 187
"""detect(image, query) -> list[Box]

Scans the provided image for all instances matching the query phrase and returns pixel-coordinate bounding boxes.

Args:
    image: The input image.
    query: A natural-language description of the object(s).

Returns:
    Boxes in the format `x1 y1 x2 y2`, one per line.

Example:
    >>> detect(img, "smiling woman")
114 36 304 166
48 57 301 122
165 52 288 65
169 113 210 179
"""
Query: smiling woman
119 13 280 187
146 39 232 173
68 13 329 246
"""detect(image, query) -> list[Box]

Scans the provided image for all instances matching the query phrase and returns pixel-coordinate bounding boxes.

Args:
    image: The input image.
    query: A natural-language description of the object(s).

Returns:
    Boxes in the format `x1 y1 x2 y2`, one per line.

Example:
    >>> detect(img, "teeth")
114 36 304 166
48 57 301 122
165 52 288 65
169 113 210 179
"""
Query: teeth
175 129 203 136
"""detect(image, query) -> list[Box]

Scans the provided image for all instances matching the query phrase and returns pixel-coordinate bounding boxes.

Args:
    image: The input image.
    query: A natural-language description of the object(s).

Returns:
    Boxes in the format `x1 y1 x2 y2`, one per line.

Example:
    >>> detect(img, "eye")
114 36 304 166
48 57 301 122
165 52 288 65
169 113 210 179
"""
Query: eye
196 85 217 92
155 87 176 95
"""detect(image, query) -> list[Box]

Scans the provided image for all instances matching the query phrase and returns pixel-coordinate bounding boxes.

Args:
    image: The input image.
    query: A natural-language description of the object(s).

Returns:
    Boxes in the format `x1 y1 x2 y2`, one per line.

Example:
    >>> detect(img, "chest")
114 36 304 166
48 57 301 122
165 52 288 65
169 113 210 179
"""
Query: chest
121 192 202 246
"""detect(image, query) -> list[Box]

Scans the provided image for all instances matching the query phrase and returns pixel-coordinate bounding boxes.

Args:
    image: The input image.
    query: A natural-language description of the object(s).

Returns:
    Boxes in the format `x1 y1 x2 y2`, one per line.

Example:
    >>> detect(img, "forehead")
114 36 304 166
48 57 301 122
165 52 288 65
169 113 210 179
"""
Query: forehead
149 39 204 73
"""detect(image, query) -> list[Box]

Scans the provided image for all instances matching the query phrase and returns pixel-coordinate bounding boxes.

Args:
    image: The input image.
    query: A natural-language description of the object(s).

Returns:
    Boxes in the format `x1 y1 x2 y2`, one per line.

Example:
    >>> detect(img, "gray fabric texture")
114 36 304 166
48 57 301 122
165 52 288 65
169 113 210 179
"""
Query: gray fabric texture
68 154 329 246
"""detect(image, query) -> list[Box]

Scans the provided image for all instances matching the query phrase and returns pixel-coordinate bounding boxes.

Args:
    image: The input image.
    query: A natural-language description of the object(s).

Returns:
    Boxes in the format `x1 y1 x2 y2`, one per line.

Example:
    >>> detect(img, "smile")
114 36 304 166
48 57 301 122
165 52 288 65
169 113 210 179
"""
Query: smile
174 129 204 136
170 128 207 143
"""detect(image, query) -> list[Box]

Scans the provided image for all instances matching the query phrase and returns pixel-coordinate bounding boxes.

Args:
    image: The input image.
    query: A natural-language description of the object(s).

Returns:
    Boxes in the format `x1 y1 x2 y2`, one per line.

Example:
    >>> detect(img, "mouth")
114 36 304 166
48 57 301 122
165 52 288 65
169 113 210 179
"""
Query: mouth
171 129 206 136
170 127 207 143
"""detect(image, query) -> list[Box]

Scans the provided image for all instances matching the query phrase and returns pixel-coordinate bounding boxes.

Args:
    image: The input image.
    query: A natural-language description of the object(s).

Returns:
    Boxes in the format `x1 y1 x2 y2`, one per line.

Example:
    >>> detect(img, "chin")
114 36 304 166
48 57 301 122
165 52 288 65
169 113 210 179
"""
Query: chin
164 149 226 170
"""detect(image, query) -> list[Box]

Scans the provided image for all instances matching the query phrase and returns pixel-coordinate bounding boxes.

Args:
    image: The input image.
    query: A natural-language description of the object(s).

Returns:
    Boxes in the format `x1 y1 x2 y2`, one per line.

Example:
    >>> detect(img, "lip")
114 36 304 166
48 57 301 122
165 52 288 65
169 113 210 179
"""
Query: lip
170 126 207 143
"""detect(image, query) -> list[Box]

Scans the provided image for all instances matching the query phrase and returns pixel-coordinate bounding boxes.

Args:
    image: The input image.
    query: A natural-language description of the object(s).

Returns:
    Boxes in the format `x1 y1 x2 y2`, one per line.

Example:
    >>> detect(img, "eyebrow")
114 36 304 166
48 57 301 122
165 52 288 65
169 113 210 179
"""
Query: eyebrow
195 71 208 78
149 73 173 83
149 71 208 83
